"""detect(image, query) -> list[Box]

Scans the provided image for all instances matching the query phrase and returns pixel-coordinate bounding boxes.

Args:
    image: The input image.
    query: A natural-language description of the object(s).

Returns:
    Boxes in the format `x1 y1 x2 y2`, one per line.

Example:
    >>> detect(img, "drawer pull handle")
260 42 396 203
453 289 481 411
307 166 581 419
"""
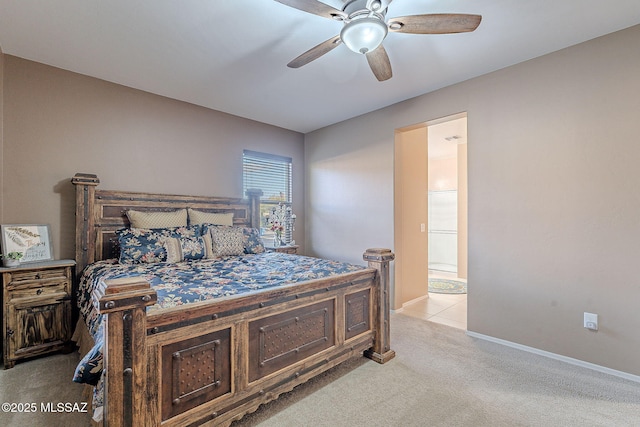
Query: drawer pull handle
36 289 43 295
35 274 41 279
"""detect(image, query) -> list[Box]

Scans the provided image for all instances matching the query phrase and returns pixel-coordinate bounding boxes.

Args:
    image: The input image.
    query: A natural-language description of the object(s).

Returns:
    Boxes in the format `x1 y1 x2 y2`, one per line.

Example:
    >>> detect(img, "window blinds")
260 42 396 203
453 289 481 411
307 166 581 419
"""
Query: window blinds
242 150 292 204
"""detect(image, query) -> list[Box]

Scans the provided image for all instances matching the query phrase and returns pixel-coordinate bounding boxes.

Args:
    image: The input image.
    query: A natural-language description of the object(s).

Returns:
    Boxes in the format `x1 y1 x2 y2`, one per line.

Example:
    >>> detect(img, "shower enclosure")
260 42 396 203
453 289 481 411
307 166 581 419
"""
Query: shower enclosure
428 190 457 274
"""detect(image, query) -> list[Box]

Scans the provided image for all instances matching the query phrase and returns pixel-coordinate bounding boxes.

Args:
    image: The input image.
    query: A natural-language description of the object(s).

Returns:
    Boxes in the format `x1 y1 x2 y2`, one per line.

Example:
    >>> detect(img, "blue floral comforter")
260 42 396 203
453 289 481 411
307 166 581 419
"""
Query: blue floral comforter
73 252 365 387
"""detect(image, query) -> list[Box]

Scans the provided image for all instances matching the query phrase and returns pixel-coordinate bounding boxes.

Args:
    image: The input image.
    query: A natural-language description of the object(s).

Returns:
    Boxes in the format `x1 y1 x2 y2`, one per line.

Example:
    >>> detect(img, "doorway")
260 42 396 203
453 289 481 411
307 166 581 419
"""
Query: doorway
394 114 468 329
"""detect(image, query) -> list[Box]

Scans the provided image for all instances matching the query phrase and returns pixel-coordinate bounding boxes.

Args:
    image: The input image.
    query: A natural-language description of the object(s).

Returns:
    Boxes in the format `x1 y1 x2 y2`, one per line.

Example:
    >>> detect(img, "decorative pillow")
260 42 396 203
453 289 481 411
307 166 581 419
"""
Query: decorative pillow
163 235 209 263
201 224 265 255
126 209 188 228
116 225 200 264
210 226 244 256
243 227 265 254
201 232 215 259
188 208 234 226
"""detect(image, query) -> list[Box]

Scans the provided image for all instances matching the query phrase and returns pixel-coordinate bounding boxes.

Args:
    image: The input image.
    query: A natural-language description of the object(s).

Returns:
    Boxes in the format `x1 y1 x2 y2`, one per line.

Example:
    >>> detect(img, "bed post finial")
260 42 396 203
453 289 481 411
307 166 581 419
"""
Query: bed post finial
246 188 263 229
72 173 100 279
363 248 395 364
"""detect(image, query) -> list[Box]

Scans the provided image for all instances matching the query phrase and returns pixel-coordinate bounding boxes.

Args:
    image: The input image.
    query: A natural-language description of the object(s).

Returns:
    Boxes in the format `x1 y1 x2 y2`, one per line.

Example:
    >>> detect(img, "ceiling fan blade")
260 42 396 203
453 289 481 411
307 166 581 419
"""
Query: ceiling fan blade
274 0 346 20
287 35 342 68
388 14 482 34
366 45 392 81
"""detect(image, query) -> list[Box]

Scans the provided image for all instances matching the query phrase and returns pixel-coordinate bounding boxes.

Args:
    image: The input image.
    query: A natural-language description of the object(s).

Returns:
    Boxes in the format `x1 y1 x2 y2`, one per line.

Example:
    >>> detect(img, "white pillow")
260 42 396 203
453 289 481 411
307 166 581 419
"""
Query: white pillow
126 209 188 228
188 208 234 226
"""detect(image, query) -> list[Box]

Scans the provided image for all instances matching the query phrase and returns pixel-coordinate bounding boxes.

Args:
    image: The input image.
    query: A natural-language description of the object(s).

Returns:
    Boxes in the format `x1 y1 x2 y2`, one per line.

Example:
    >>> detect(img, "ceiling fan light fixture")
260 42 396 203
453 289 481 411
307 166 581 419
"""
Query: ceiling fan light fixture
340 17 388 54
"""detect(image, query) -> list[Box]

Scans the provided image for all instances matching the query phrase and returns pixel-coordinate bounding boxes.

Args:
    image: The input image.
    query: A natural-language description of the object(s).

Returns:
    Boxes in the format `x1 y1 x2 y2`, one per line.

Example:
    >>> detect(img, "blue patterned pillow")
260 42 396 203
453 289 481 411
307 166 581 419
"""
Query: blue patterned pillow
243 227 265 254
164 235 209 262
200 224 265 255
116 225 200 264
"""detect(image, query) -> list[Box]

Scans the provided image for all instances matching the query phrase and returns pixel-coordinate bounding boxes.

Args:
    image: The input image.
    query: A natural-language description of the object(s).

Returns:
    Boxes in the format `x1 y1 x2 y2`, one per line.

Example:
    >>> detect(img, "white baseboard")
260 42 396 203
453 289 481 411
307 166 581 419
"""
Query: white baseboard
466 330 640 384
397 294 430 310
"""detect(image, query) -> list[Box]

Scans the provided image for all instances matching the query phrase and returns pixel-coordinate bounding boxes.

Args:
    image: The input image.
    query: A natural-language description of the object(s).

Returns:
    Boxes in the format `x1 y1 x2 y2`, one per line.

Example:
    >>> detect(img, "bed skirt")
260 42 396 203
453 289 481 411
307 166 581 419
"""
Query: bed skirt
71 318 103 425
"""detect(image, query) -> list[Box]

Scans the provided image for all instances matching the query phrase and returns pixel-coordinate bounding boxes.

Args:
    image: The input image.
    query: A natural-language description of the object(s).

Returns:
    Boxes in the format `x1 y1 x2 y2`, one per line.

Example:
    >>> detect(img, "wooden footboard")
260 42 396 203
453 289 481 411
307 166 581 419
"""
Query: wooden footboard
93 248 394 426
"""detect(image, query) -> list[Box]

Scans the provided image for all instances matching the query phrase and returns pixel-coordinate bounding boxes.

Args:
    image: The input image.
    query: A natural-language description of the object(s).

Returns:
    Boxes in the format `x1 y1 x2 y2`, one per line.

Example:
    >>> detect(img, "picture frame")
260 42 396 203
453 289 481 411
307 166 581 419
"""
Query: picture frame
1 224 54 264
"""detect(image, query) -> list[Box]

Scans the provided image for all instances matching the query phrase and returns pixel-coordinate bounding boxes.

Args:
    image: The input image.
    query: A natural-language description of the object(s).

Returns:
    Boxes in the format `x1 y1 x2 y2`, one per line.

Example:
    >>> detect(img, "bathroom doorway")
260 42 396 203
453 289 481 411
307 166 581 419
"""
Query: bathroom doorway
424 115 467 329
395 113 468 329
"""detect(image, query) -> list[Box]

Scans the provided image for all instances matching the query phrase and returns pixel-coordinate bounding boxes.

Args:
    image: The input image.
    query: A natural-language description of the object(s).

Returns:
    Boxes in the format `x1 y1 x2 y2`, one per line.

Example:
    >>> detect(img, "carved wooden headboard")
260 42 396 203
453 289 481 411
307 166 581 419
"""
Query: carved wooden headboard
71 173 262 277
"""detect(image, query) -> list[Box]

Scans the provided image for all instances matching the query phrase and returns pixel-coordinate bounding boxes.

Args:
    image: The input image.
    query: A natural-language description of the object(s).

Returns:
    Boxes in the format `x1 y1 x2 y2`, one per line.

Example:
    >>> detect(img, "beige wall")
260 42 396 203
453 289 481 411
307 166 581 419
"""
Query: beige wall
306 25 640 375
394 126 428 308
304 112 394 266
0 56 305 259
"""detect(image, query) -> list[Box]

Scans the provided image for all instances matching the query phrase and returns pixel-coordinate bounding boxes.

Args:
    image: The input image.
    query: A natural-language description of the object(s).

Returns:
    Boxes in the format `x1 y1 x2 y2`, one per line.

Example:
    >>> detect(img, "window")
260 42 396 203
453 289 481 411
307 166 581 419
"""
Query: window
242 150 292 203
242 150 293 241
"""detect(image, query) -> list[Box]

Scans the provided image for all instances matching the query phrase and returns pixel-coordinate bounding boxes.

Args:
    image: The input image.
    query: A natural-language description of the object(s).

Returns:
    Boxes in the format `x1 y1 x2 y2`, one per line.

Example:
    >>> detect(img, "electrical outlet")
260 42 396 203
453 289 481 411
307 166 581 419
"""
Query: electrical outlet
584 312 598 331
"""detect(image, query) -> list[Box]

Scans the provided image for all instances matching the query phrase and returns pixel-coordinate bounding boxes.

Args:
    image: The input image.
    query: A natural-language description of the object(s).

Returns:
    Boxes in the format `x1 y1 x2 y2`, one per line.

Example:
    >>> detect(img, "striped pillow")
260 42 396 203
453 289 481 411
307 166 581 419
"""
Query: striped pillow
164 234 211 263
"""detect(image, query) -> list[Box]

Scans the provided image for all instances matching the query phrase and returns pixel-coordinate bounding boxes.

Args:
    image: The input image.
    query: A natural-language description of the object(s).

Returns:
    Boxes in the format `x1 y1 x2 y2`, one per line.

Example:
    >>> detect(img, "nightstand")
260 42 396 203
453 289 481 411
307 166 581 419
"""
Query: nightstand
2 259 75 369
266 245 299 254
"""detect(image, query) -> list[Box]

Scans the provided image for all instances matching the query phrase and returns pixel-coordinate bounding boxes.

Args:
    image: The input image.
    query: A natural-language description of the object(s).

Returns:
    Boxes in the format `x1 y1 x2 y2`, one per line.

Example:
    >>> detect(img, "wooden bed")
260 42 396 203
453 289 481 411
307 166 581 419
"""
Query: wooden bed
71 173 395 426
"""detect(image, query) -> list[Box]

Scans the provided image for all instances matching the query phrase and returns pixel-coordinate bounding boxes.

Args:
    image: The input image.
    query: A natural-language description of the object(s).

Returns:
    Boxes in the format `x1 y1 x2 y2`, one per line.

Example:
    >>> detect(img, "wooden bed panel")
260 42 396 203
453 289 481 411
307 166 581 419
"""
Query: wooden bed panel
97 230 119 261
248 298 335 382
345 288 371 341
147 285 376 426
161 328 232 421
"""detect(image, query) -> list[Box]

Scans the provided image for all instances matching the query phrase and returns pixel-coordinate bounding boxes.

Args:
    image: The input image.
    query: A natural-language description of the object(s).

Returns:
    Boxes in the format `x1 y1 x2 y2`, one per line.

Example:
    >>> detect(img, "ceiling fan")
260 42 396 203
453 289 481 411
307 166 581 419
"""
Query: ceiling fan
275 0 482 81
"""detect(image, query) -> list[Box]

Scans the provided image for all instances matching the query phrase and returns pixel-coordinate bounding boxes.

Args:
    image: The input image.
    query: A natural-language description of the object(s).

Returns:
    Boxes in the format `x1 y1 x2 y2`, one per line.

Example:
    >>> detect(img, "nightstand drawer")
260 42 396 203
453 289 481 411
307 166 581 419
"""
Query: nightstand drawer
8 282 70 303
6 267 68 287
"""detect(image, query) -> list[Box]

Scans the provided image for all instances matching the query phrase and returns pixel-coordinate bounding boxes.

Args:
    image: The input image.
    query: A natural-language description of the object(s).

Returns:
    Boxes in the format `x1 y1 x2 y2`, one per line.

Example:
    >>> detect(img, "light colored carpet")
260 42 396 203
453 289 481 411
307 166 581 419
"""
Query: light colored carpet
1 314 638 426
235 314 639 426
0 351 90 427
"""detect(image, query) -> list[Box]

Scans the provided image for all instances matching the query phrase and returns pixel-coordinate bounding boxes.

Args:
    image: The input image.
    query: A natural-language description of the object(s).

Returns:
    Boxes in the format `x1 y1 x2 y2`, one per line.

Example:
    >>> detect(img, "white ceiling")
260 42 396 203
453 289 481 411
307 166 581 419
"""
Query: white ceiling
429 117 466 160
1 1 639 133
